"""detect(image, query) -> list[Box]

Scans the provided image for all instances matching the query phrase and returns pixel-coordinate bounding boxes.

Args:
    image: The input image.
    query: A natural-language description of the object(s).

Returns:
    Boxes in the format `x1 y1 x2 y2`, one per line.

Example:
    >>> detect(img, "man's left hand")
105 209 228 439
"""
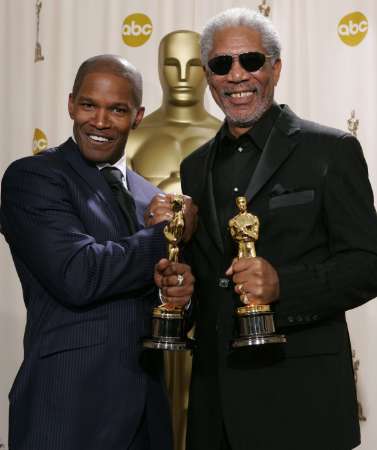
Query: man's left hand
225 257 279 305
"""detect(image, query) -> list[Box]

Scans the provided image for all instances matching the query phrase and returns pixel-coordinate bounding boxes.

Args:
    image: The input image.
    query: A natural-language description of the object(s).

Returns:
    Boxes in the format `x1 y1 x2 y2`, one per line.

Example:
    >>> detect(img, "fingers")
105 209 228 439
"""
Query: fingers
145 194 174 226
145 194 198 241
154 258 170 288
225 258 237 276
227 257 280 305
155 262 195 308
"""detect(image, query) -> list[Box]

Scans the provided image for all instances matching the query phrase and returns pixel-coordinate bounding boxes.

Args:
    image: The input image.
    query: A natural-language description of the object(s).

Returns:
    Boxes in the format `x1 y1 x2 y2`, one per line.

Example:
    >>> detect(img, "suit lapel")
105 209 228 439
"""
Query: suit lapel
126 169 152 229
198 138 225 254
60 139 127 231
245 105 301 203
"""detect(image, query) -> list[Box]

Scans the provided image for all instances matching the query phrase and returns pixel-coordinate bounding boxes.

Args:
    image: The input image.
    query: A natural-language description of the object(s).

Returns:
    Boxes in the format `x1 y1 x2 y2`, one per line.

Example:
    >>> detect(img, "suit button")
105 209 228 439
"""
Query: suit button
218 278 230 288
288 315 294 323
296 315 303 322
312 314 319 321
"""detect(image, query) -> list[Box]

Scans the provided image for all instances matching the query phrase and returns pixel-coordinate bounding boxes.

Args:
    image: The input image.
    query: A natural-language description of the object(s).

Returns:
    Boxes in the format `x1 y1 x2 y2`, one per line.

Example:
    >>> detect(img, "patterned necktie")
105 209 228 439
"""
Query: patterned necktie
101 166 138 234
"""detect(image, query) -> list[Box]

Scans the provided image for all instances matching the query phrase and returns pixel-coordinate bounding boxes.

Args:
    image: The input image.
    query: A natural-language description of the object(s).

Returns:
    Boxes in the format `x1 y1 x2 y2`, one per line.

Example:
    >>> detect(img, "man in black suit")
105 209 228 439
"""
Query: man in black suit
1 54 196 450
178 8 377 450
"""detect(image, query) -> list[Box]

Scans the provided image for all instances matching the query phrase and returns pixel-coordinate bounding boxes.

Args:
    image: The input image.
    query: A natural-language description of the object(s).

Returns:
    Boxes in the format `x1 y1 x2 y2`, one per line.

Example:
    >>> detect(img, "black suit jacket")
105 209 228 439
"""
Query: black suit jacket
1 139 173 450
181 105 377 450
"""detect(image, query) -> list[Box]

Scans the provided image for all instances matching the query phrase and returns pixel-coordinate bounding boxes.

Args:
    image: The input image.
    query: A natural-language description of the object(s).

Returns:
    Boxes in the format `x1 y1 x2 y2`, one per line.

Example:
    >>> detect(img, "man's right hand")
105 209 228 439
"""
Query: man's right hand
145 194 198 242
154 258 194 309
144 194 174 226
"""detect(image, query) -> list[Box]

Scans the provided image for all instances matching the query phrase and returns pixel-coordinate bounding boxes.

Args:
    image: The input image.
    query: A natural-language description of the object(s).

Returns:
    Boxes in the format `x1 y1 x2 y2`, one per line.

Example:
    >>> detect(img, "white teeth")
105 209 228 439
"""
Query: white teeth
89 135 109 142
230 91 254 98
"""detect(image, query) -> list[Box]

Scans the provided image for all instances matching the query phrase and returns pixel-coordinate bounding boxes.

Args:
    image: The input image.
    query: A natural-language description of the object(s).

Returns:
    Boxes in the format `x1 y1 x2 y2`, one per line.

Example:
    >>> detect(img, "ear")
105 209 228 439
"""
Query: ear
68 93 74 119
272 58 282 86
203 65 211 81
203 66 214 92
132 106 145 129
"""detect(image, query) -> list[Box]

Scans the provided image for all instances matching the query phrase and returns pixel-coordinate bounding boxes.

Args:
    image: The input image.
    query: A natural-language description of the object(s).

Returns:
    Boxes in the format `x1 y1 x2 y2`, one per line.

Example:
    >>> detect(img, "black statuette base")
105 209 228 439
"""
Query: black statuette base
231 307 286 348
143 307 190 351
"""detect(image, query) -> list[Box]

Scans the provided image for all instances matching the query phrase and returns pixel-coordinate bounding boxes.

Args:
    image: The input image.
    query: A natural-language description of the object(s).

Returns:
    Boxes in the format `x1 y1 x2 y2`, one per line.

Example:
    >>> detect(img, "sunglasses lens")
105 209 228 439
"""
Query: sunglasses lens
240 52 266 72
208 55 233 75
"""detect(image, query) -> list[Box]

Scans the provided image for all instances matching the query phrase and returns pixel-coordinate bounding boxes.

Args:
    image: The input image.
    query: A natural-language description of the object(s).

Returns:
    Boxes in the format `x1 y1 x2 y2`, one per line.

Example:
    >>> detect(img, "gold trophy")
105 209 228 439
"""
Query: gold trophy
143 195 190 351
34 0 45 63
229 196 286 347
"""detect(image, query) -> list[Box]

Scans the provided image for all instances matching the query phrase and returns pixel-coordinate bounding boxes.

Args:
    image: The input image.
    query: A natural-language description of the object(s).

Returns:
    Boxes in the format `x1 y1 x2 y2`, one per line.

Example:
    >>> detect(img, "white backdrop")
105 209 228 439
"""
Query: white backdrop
0 1 376 448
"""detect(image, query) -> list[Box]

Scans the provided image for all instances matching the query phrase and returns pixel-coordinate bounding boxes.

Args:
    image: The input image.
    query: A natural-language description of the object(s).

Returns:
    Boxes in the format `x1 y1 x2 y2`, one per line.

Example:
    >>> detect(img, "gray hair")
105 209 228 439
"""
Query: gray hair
200 8 282 66
72 54 143 108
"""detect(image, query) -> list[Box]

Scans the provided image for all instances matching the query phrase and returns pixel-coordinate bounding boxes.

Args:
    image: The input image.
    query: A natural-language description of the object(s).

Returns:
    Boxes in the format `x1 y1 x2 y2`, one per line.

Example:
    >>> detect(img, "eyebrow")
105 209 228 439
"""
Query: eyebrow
78 97 130 108
164 57 201 64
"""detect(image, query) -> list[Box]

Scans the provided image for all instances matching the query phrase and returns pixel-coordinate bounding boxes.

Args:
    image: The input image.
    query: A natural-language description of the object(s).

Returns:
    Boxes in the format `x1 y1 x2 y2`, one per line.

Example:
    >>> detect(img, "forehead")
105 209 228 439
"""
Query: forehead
210 26 264 56
161 32 200 61
77 72 133 103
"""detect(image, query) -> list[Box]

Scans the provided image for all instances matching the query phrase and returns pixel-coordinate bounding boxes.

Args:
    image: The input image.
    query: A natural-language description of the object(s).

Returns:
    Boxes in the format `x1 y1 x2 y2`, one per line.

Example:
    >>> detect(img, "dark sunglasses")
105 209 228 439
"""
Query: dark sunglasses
207 52 271 76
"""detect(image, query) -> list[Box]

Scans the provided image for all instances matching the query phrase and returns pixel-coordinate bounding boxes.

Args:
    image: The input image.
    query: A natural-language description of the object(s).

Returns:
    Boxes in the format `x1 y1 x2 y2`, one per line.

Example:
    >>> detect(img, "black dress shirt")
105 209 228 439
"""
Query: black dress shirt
212 103 281 253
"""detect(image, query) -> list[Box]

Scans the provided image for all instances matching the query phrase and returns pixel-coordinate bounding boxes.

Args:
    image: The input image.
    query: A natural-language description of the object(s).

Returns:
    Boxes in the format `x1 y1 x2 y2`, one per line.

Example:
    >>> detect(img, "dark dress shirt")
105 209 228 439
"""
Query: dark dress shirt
212 103 281 255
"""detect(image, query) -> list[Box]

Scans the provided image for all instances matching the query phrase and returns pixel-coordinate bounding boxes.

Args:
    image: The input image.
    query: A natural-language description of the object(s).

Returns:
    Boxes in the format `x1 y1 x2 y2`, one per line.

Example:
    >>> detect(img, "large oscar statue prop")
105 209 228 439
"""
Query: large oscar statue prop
143 195 190 351
229 197 286 347
127 30 221 193
127 30 221 450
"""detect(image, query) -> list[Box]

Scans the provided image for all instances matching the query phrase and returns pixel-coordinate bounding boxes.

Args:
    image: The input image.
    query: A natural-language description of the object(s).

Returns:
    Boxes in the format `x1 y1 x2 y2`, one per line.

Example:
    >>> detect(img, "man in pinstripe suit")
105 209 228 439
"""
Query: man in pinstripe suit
1 55 196 450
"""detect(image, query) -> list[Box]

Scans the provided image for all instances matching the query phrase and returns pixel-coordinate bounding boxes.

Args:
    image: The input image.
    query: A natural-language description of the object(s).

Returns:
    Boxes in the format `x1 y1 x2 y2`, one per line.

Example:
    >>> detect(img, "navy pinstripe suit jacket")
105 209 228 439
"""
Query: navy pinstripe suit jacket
1 138 173 450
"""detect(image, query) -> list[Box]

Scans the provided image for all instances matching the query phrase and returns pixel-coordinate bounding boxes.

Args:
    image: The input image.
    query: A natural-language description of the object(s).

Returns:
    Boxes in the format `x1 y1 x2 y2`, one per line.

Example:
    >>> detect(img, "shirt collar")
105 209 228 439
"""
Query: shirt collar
96 154 128 187
219 102 281 151
72 134 128 187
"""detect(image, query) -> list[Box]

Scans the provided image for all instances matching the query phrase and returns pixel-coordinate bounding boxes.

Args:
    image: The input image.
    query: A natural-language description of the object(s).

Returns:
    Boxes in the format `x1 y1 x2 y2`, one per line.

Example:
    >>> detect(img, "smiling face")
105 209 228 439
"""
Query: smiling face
205 26 281 137
68 72 144 164
159 31 206 106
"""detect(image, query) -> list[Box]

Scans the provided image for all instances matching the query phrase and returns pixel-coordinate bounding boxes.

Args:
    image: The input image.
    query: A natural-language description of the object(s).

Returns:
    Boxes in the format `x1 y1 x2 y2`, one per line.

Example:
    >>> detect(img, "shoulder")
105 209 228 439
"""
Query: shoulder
281 104 351 142
126 167 161 195
3 143 67 181
280 105 363 161
181 136 215 171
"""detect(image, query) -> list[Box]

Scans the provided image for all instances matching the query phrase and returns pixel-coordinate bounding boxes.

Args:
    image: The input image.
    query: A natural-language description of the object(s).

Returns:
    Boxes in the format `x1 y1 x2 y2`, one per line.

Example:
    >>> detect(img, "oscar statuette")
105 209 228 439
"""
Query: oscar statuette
143 195 190 351
34 0 45 63
229 196 286 347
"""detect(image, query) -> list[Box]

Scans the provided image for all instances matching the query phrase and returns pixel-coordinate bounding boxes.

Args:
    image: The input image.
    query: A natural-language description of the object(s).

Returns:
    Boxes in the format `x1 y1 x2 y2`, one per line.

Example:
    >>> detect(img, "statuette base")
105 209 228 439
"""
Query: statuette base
143 338 190 351
143 306 191 351
231 304 286 348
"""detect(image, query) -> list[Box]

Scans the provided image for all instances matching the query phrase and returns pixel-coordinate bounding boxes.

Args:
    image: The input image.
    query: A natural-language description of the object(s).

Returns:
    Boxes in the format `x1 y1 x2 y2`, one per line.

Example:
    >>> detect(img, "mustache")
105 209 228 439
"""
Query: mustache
222 85 260 97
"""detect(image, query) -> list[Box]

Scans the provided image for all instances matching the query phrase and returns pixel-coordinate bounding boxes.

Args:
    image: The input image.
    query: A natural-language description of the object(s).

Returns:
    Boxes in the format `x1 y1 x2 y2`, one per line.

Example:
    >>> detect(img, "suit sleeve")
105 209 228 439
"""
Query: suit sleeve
1 157 166 308
275 134 377 325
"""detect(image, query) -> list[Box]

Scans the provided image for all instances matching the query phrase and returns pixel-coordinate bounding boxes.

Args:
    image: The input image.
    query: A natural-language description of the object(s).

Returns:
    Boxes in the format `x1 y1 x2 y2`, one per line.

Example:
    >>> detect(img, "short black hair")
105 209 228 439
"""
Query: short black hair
71 54 143 107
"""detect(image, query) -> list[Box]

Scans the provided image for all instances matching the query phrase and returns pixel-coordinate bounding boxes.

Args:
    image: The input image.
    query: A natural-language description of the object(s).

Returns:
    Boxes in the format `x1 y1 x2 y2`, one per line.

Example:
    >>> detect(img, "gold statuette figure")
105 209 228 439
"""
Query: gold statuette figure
347 110 359 138
34 0 45 63
143 195 190 351
258 0 271 17
229 196 259 261
164 196 185 266
352 349 367 421
229 197 286 347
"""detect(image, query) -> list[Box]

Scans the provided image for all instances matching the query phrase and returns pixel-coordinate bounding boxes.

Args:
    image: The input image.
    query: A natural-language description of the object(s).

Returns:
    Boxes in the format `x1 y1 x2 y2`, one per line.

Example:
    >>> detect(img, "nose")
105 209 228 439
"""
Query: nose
92 108 110 129
179 63 188 82
227 57 249 83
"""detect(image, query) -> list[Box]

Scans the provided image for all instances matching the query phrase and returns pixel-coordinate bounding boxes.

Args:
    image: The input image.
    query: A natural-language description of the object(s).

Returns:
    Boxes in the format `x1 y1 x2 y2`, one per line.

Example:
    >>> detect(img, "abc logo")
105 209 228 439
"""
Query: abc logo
32 128 48 155
338 11 368 46
122 13 152 47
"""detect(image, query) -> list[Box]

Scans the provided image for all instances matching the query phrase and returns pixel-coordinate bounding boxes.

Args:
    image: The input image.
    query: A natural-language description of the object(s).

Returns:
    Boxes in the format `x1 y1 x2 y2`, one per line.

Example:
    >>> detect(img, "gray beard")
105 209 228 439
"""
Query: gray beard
226 97 273 128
